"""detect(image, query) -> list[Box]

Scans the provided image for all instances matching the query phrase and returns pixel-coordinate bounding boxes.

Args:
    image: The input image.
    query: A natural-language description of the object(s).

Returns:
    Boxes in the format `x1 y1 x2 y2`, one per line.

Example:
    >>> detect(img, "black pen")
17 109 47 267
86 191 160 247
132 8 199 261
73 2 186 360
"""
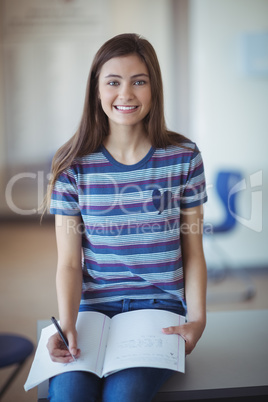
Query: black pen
51 316 77 362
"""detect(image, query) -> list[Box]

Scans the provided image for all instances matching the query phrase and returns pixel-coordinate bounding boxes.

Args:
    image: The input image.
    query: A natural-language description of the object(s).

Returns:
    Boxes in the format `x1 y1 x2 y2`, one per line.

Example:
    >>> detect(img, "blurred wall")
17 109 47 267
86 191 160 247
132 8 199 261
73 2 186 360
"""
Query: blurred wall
0 0 5 210
188 0 268 268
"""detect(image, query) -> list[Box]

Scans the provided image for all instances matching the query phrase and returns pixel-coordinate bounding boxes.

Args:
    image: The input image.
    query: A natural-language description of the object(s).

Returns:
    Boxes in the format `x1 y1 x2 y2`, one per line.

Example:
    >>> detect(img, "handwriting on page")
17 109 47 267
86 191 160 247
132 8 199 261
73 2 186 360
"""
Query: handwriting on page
113 334 179 368
120 335 163 349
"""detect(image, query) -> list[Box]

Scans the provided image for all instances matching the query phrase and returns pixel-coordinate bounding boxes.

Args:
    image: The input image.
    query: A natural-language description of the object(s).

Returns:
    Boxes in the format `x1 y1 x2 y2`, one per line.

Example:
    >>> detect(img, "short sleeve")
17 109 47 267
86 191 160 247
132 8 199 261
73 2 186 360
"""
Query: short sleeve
50 168 81 216
180 147 208 209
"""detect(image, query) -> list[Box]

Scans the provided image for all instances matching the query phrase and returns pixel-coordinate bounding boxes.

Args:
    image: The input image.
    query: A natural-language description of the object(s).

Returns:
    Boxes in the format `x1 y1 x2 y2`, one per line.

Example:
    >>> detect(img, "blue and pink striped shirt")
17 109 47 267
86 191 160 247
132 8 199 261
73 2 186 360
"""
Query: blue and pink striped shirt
50 142 207 308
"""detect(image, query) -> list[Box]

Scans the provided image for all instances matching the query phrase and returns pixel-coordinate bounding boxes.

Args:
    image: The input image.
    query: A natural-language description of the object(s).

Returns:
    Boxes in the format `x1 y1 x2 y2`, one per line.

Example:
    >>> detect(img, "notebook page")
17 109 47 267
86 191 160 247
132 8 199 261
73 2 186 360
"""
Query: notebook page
102 309 185 377
24 312 110 391
75 311 110 376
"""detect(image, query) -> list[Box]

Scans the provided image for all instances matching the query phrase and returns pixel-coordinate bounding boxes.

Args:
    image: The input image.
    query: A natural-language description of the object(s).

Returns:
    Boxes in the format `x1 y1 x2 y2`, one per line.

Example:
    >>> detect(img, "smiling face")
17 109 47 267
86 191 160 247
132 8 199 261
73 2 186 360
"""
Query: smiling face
98 54 152 132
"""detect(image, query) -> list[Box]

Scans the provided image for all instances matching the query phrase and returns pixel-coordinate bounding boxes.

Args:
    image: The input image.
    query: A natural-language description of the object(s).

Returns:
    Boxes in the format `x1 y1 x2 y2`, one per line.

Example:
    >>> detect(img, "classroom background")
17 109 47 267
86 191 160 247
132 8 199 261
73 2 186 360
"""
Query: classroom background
0 1 267 401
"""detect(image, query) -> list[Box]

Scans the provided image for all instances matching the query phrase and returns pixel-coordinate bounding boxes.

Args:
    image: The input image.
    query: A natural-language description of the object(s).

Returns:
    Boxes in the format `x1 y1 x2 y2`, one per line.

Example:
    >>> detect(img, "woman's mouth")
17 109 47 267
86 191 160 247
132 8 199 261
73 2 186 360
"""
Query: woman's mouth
114 105 138 111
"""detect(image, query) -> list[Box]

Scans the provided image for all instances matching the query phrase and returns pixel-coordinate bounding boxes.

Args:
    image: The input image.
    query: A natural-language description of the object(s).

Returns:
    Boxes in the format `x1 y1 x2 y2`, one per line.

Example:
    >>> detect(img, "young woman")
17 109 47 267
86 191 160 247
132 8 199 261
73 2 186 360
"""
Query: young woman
46 33 207 402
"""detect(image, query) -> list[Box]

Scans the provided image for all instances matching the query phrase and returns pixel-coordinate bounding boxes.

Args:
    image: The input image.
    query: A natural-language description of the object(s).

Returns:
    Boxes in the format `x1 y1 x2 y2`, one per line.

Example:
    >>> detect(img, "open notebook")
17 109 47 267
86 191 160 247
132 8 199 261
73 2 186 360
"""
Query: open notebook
25 309 185 391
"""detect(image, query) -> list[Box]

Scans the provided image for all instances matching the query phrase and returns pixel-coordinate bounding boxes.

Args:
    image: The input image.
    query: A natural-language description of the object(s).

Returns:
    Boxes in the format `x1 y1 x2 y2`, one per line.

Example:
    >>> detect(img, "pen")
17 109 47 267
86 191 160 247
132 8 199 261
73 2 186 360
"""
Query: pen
51 316 77 362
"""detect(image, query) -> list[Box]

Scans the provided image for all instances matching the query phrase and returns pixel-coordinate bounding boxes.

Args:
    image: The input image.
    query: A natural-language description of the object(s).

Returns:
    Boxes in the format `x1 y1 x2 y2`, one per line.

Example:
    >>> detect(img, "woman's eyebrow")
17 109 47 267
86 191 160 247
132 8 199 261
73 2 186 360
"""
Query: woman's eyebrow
131 73 149 78
104 74 121 78
104 73 149 79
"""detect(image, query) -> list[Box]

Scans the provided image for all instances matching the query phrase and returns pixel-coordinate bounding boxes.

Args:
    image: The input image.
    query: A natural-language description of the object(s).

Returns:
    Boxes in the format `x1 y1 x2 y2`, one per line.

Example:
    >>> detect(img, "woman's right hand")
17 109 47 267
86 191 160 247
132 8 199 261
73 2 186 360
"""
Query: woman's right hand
47 330 81 363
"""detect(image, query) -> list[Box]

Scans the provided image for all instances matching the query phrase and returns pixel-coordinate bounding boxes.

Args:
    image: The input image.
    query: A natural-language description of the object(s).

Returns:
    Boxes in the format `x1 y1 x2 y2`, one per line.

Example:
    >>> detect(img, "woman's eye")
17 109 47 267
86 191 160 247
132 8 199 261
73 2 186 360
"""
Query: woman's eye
108 81 119 86
134 80 146 86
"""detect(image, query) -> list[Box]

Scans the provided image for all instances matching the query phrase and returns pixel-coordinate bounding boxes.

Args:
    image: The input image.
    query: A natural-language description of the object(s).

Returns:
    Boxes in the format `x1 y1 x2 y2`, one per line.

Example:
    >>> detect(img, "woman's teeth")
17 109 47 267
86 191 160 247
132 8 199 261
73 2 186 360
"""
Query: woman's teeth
115 106 137 110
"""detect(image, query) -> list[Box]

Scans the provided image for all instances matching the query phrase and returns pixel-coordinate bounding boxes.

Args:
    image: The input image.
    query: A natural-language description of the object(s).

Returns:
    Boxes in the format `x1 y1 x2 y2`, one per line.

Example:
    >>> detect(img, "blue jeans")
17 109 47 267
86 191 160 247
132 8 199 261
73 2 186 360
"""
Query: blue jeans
49 298 186 402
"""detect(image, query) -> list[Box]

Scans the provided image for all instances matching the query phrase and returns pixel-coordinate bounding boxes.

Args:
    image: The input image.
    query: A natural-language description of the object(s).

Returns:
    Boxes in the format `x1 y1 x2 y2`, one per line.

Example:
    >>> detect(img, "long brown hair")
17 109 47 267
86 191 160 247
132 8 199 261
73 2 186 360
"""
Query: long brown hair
45 33 187 211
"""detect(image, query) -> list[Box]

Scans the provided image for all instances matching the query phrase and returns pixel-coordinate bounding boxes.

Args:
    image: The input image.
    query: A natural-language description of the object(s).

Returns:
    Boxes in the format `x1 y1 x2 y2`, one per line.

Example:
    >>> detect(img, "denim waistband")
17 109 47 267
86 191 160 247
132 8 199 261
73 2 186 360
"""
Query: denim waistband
79 298 186 318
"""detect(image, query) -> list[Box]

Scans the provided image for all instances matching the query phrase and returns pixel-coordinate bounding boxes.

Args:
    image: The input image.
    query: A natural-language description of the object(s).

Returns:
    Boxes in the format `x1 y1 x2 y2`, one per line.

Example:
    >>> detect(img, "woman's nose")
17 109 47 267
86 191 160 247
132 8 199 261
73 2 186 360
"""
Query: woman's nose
119 83 134 100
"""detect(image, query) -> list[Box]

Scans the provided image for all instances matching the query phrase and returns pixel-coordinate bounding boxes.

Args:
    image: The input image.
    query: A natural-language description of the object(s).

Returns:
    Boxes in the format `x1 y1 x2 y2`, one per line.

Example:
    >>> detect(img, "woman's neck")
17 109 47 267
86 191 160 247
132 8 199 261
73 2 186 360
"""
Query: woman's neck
103 124 152 165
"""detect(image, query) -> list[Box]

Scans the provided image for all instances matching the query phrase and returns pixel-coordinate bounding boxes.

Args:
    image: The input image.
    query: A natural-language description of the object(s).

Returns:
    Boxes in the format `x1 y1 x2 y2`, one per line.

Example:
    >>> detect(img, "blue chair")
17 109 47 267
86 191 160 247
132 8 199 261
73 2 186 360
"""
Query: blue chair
204 170 255 301
205 170 243 234
0 333 34 398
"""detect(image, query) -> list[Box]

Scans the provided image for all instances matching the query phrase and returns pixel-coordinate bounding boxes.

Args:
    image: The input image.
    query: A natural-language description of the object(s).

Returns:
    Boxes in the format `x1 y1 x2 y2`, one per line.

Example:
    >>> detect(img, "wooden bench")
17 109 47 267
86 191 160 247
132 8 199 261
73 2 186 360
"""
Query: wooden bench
37 310 268 401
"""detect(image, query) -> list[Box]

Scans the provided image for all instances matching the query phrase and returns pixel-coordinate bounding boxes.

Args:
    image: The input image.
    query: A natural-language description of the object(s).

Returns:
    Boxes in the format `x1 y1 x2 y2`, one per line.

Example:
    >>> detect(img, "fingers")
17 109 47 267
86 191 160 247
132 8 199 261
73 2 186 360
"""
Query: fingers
67 331 78 357
162 326 182 335
47 333 80 363
162 325 196 355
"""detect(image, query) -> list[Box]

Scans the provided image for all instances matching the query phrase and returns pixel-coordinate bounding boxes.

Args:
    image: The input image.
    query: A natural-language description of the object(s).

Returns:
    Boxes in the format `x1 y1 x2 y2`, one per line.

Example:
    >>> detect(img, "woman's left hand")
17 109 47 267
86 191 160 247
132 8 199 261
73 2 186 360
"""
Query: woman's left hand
162 320 206 355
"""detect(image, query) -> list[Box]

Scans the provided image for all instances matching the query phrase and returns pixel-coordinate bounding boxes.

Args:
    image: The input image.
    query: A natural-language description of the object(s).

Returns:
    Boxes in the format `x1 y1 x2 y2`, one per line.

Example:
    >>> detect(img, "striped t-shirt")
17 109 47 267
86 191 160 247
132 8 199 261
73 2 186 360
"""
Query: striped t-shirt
50 142 207 308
